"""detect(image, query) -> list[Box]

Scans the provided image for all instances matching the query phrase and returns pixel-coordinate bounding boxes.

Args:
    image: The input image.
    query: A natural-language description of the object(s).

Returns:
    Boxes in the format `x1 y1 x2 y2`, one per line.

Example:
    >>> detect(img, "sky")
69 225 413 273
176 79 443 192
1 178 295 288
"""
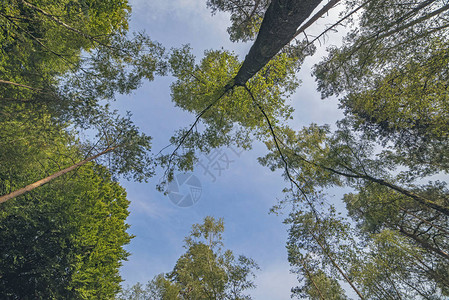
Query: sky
114 1 347 299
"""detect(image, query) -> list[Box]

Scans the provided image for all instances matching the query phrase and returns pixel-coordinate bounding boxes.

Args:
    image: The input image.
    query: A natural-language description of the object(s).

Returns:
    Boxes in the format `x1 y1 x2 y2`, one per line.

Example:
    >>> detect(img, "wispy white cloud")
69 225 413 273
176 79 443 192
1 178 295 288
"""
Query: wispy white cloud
131 0 229 29
129 0 238 55
250 260 298 300
123 181 177 221
131 197 174 220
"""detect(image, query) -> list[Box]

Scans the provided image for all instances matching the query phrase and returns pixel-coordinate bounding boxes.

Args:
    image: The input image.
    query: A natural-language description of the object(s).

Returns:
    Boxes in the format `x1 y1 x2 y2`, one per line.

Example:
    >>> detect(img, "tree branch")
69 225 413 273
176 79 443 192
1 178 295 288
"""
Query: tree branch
0 79 41 91
0 146 119 204
291 0 341 42
164 85 234 176
306 0 371 46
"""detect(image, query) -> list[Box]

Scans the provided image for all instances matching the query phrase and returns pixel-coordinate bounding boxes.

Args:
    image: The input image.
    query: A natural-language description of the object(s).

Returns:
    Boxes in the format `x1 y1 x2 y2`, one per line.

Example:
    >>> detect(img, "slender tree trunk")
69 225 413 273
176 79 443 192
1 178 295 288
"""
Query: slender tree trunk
232 0 323 86
0 79 40 91
311 232 366 299
397 276 433 300
0 146 118 204
390 235 449 288
353 205 449 261
316 161 449 216
298 255 326 300
364 175 449 217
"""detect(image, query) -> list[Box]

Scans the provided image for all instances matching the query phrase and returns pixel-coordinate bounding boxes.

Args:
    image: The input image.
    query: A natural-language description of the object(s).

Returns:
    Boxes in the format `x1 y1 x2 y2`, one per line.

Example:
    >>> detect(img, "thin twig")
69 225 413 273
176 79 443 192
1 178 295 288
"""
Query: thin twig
165 85 234 175
291 0 341 42
243 84 320 218
307 0 372 47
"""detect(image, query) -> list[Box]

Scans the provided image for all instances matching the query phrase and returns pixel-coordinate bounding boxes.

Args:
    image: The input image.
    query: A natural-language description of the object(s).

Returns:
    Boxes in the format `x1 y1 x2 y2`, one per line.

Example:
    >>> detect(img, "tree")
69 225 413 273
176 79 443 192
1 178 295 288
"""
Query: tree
313 0 449 177
190 1 449 298
0 0 166 127
325 40 449 177
160 0 332 178
0 106 153 203
1 1 162 297
119 217 259 300
158 44 307 183
310 4 449 296
1 0 162 202
0 102 156 298
0 134 133 298
259 120 449 297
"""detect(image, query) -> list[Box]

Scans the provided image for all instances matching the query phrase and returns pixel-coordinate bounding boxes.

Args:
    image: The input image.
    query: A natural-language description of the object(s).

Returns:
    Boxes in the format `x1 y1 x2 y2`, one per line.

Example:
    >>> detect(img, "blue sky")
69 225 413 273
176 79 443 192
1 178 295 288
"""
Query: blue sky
114 1 346 298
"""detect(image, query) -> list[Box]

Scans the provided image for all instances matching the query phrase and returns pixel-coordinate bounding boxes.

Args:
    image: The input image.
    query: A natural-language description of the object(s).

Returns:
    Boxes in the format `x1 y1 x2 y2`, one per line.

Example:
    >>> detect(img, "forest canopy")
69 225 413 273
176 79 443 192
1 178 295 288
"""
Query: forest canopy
1 0 448 299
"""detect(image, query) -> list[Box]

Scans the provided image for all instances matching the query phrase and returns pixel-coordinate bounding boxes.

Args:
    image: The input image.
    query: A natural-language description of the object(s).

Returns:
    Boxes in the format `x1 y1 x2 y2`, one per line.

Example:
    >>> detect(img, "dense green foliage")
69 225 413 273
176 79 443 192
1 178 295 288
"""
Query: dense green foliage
0 0 165 127
0 108 132 298
0 0 159 297
0 0 160 192
0 164 132 299
0 0 129 98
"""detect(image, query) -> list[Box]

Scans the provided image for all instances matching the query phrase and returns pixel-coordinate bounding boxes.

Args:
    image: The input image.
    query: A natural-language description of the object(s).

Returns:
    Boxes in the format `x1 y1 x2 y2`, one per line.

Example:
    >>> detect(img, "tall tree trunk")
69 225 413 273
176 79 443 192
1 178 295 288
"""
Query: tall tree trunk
232 0 323 86
0 79 41 91
298 256 326 300
0 146 118 204
314 160 449 217
311 232 366 299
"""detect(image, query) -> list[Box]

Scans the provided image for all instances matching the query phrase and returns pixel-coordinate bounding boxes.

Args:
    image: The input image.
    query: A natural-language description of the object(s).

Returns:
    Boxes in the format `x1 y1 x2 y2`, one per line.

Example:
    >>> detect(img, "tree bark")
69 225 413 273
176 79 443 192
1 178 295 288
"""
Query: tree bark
0 79 40 91
312 232 366 299
233 0 323 86
291 0 340 42
297 256 326 300
0 146 118 204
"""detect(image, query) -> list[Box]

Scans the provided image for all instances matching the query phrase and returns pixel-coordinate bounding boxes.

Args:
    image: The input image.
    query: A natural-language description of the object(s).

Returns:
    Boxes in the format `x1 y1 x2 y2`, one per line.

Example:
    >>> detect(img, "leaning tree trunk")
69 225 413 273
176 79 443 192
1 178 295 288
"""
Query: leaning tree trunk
0 146 118 204
232 0 323 86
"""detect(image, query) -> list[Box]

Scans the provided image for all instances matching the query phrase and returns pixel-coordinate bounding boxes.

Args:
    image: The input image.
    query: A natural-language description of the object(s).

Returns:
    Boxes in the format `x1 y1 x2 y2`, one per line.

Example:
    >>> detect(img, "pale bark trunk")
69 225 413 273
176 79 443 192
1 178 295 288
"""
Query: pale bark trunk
0 79 40 91
0 146 118 204
312 232 366 299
